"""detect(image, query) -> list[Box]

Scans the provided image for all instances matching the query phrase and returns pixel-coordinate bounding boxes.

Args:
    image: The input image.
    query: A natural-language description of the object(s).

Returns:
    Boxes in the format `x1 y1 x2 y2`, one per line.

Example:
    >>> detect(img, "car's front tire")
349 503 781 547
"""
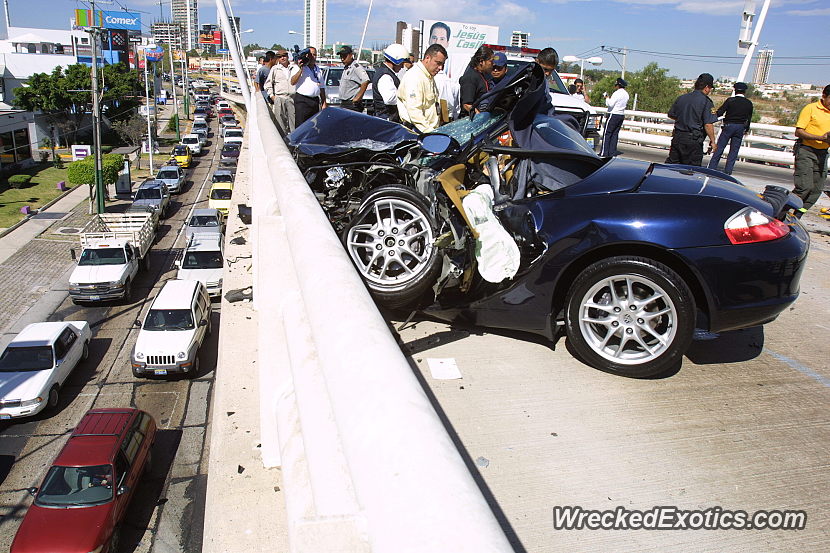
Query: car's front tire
343 185 441 309
565 256 695 378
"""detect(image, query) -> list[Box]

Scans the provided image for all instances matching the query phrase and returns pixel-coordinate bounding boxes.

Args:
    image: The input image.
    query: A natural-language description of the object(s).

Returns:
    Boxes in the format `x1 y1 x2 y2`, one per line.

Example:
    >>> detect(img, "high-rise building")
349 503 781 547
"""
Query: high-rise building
171 0 198 51
753 48 773 85
511 31 529 48
304 0 326 49
151 21 183 49
396 21 420 58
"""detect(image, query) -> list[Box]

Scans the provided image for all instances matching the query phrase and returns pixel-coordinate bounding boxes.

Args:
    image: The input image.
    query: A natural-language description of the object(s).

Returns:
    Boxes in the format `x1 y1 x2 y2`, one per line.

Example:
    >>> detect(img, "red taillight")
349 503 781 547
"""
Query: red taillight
724 207 790 244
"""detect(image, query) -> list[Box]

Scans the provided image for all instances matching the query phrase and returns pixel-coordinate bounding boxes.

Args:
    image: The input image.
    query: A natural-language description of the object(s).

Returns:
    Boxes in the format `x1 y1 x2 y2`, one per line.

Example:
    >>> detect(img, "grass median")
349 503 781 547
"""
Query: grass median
0 164 75 228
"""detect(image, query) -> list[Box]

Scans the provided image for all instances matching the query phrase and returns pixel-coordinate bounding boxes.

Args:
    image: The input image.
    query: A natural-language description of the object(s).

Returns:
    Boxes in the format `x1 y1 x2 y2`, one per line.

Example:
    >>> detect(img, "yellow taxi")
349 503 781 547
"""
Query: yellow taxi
208 181 233 214
170 145 192 168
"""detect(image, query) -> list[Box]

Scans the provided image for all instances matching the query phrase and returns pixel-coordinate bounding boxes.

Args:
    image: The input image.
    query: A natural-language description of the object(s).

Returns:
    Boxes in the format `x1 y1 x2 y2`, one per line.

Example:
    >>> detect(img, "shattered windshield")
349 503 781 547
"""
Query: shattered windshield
437 112 506 146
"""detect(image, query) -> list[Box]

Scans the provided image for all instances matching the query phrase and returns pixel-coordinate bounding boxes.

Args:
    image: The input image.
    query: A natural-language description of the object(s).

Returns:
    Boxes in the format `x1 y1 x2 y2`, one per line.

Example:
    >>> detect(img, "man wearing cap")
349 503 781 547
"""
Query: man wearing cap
600 78 629 157
337 45 370 112
707 82 754 175
265 50 295 135
490 52 508 86
666 73 718 166
397 44 447 133
792 83 830 214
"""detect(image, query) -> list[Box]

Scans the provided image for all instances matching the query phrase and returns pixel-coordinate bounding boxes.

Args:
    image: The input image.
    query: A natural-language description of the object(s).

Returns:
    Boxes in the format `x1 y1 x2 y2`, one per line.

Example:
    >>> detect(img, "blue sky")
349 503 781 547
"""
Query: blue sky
14 1 830 84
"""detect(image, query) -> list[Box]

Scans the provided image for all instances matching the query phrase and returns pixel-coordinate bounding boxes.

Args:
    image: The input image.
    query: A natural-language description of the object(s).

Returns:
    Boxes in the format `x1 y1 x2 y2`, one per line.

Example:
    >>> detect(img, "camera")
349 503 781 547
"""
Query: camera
292 45 312 65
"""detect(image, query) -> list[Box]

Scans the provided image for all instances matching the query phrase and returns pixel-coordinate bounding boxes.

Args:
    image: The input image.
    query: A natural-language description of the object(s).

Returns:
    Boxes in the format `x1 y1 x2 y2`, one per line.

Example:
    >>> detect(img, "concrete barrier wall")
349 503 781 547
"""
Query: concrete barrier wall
247 95 514 552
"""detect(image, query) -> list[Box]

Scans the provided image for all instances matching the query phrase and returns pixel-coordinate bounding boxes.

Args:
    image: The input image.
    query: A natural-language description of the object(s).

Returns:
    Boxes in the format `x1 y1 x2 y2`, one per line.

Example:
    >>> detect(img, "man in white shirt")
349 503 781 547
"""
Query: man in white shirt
290 46 326 128
371 43 408 122
265 50 295 135
601 77 629 157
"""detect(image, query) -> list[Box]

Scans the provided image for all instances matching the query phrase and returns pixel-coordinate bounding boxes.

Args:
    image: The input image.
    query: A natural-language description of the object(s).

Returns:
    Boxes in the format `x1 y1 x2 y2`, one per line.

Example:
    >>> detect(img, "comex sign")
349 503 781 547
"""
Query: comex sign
73 9 142 31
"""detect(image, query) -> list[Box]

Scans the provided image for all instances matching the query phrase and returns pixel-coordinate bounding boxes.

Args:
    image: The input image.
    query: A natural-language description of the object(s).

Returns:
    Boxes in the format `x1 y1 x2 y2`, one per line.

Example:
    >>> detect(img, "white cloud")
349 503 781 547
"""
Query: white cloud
786 7 830 15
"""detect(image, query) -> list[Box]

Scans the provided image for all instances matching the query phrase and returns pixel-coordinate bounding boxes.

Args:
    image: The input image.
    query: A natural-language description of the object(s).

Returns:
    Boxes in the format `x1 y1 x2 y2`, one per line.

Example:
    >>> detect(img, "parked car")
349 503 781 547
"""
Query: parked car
132 179 171 218
322 66 376 114
208 181 233 214
155 164 185 194
131 279 211 377
10 408 157 553
288 63 811 378
222 128 243 145
176 233 224 297
170 144 192 168
185 208 224 241
181 134 202 156
220 142 241 166
0 321 91 419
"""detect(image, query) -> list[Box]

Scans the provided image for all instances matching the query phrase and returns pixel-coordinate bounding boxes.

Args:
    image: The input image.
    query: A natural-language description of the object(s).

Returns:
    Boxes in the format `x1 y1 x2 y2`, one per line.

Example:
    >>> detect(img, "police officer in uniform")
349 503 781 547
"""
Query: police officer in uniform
708 81 754 174
372 44 408 122
666 73 718 166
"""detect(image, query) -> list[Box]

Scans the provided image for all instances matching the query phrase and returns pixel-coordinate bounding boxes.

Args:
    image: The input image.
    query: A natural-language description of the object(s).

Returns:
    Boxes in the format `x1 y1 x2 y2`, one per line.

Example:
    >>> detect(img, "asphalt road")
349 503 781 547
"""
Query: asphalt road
0 110 227 553
386 146 830 552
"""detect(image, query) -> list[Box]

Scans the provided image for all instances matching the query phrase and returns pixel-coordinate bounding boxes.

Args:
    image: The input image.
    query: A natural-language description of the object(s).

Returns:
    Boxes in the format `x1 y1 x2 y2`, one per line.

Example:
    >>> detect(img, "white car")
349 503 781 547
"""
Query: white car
176 233 224 297
217 101 231 110
131 280 211 378
0 321 92 419
181 134 202 156
222 128 243 145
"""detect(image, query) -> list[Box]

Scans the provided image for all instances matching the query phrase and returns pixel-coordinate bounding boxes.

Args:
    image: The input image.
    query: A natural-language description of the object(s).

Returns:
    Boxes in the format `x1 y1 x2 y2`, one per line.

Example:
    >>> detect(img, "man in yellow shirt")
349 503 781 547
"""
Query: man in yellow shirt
397 44 447 133
793 84 830 214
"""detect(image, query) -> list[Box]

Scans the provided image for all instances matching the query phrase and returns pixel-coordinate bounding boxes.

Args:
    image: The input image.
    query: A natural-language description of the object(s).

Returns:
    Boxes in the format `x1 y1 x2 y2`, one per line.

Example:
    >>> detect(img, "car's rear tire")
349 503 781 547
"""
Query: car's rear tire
82 341 90 361
343 185 441 309
565 256 695 378
123 280 132 302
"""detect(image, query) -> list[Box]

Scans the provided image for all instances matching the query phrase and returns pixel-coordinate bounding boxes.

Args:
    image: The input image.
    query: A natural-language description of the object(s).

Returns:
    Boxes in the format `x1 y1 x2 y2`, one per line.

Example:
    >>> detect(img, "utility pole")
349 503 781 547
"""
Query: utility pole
143 48 155 172
168 44 180 140
89 0 105 214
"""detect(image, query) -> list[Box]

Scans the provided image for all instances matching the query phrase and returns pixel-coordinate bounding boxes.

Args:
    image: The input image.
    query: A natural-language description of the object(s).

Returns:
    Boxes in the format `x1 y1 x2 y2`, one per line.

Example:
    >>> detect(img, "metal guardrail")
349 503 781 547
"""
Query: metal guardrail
595 107 799 167
246 95 514 552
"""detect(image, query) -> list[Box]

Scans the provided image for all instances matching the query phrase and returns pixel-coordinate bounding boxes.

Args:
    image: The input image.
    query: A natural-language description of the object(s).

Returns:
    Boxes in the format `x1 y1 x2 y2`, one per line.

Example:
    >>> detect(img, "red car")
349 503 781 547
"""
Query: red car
217 108 234 117
11 408 157 553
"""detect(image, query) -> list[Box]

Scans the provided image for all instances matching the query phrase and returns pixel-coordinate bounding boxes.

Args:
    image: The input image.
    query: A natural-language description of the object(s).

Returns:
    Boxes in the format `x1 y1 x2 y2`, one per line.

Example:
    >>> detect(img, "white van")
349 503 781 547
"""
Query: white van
130 280 211 378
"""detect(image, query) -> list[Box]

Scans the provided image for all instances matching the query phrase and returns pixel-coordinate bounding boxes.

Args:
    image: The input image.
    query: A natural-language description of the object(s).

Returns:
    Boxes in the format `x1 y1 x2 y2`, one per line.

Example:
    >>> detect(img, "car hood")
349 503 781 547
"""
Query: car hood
0 368 53 401
177 268 222 283
135 329 197 355
132 199 161 208
12 503 111 553
70 264 127 285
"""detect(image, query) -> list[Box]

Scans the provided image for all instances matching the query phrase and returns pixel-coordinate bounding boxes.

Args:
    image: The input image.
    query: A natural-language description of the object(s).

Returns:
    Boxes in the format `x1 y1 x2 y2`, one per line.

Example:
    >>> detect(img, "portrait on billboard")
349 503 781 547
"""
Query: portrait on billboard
421 20 499 79
428 22 451 48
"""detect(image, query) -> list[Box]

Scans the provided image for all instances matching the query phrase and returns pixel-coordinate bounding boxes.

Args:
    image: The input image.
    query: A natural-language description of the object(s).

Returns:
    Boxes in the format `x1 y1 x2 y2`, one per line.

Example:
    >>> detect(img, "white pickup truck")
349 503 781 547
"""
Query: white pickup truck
68 212 156 304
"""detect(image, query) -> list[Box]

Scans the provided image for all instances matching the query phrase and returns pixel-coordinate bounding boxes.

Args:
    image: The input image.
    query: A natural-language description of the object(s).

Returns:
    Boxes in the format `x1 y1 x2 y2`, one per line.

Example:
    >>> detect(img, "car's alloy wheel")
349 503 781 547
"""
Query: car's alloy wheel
344 186 441 308
565 256 695 378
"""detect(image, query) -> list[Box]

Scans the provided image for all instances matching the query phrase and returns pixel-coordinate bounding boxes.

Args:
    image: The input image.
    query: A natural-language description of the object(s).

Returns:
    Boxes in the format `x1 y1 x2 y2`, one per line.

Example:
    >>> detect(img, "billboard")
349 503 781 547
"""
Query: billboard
199 25 222 45
74 9 142 31
421 20 499 80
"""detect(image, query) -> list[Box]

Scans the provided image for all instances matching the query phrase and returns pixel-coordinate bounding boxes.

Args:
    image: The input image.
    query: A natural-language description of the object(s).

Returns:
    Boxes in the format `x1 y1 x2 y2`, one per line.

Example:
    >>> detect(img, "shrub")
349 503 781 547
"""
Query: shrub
166 113 179 133
8 174 32 189
67 153 125 186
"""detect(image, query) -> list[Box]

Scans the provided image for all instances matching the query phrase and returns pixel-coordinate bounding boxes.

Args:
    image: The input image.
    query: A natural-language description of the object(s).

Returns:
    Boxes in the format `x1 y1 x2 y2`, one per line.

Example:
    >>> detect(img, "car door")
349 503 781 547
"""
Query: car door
112 451 134 524
54 327 79 383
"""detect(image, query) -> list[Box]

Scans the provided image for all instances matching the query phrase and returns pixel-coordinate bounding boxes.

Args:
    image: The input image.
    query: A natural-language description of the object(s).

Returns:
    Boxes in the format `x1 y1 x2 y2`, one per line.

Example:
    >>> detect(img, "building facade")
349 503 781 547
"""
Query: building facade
303 0 326 50
396 21 420 58
753 48 773 85
511 31 529 48
151 21 183 49
171 0 198 51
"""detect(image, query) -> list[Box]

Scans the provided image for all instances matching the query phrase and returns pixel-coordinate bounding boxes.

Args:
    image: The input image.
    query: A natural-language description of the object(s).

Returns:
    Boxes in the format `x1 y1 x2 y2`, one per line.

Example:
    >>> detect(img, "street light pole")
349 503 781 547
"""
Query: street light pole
168 44 180 140
88 0 105 214
143 49 154 172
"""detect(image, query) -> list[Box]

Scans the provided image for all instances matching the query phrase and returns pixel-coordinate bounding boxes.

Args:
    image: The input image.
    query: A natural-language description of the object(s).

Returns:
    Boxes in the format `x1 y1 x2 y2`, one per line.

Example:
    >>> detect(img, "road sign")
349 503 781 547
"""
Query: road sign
218 48 229 54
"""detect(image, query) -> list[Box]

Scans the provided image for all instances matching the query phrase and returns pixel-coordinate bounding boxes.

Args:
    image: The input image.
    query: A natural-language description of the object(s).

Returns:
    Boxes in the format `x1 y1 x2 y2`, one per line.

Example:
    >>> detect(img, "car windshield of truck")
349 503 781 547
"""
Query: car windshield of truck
143 309 195 331
157 170 179 180
182 137 198 144
35 465 114 507
135 188 161 200
183 250 223 269
210 188 232 200
190 215 220 227
78 247 127 266
212 174 233 183
0 346 54 371
225 131 242 138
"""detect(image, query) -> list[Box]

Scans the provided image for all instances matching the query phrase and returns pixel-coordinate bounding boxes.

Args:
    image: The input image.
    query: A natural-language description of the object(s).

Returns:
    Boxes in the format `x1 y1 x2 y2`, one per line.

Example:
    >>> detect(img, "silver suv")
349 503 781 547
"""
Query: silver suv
322 67 375 115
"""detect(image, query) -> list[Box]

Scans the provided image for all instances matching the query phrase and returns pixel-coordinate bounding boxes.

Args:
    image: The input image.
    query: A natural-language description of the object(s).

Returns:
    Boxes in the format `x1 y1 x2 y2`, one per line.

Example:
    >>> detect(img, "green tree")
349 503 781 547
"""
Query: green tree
242 43 263 57
269 43 286 51
14 66 89 145
626 63 681 113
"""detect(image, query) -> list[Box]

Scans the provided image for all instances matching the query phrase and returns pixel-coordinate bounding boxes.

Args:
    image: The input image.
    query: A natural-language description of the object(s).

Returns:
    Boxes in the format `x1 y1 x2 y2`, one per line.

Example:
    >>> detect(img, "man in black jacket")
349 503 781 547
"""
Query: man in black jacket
707 82 754 174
